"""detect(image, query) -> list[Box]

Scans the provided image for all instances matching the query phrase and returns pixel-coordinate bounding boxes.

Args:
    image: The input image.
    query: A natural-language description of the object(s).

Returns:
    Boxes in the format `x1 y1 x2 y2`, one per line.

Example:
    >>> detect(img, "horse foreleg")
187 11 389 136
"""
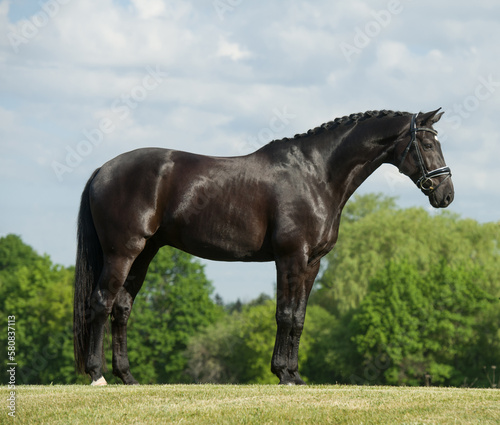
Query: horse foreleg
271 259 320 385
271 259 304 385
271 300 294 384
286 262 320 384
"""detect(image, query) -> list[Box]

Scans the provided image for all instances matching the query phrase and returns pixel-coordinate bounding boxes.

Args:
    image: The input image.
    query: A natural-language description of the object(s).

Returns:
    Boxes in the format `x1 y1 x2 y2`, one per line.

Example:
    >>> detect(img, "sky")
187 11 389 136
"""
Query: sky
1 0 499 304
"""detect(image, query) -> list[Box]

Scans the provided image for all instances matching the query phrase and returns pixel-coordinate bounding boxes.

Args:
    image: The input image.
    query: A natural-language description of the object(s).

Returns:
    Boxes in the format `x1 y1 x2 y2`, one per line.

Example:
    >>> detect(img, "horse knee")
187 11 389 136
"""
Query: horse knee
292 311 306 335
275 308 293 329
112 303 132 326
91 262 133 318
88 289 112 322
112 290 133 324
112 305 131 324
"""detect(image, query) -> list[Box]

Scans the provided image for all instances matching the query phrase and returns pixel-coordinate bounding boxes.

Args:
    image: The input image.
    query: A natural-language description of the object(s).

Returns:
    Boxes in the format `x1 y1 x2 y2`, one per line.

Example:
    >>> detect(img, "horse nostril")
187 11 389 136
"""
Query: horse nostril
445 192 454 205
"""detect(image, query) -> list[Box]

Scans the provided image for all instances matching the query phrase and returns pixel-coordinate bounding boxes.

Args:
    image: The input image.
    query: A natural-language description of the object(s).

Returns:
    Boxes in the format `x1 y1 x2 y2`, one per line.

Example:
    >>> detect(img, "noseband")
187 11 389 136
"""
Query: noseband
398 113 452 194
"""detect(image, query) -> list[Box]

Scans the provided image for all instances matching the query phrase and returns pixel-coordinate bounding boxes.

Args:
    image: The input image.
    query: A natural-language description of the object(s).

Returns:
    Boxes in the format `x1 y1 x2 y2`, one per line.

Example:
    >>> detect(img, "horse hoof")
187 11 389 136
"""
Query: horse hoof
91 376 108 386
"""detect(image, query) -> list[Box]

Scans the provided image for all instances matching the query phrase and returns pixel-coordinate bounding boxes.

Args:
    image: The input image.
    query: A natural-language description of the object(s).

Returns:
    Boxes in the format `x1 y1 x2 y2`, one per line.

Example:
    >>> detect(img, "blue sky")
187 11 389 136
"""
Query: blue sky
1 0 499 303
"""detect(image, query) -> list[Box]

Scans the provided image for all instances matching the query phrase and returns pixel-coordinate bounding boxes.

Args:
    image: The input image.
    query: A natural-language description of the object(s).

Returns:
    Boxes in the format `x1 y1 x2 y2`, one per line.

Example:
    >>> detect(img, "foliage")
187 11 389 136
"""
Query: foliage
306 193 500 387
186 298 277 384
311 194 500 319
341 192 398 223
0 234 76 384
348 260 499 386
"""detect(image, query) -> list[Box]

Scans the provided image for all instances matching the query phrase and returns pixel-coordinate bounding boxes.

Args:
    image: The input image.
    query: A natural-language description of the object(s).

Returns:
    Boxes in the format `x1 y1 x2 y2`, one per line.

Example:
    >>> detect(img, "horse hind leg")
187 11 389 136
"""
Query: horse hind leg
110 288 136 385
111 242 159 385
86 254 137 386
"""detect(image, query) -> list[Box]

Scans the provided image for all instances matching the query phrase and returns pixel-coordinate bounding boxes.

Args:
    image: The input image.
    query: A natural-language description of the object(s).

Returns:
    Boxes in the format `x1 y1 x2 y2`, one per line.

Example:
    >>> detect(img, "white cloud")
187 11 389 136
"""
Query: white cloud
131 0 167 19
4 0 195 68
217 35 251 61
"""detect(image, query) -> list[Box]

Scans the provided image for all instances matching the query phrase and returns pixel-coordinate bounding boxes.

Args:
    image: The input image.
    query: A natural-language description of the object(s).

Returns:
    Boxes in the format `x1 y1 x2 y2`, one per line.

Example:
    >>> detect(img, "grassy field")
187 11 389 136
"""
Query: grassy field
4 384 499 424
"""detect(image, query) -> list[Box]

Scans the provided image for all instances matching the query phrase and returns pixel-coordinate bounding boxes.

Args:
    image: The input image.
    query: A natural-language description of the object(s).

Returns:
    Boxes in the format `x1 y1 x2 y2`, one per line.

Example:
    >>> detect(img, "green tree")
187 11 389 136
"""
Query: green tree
349 260 498 387
186 299 277 384
124 246 223 383
341 192 398 223
298 305 342 384
311 195 500 318
306 194 500 386
0 235 76 384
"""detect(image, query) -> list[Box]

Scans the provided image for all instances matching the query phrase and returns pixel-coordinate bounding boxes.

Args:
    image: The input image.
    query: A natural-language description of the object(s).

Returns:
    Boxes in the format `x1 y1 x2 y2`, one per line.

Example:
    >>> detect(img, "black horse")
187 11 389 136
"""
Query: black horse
74 109 453 386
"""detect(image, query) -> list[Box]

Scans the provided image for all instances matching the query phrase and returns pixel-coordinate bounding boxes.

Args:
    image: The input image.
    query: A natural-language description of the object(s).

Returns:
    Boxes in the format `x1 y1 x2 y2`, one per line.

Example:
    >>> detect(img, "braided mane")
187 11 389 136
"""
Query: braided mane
269 110 410 145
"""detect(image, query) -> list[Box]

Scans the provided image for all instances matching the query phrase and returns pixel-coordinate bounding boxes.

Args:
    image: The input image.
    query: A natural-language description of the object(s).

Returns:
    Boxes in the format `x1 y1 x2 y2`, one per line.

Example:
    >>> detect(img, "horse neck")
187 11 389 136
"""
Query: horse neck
303 116 407 205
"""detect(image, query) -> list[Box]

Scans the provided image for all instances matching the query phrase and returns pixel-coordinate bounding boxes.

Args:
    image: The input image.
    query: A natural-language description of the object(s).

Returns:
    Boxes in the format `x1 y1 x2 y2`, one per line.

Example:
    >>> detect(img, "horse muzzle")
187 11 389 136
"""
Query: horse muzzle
426 174 454 208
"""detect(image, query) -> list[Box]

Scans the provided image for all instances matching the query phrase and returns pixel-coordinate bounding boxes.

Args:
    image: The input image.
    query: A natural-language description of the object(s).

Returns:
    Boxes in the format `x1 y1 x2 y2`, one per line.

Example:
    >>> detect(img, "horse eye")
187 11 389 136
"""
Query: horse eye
423 143 433 150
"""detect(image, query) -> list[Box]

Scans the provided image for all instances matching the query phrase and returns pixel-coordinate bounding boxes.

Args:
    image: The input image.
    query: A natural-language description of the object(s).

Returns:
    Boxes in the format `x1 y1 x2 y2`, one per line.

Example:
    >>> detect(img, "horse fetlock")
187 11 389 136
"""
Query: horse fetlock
271 358 288 377
86 357 104 381
113 369 139 385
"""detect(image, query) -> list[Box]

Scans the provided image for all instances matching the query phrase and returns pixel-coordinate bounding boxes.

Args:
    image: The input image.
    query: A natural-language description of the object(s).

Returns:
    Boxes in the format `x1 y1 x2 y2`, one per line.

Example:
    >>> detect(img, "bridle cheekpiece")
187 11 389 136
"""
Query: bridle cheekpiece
398 113 452 195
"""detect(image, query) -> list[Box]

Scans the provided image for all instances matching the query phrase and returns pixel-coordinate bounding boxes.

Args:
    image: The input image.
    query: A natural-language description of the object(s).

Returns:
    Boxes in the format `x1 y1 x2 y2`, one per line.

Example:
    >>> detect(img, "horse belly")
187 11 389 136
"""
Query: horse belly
167 199 273 262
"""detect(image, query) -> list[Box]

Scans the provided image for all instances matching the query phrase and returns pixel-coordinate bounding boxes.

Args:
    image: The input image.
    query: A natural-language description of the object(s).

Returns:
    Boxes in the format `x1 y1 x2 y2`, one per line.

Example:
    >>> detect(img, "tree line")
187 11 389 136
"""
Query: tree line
1 194 498 387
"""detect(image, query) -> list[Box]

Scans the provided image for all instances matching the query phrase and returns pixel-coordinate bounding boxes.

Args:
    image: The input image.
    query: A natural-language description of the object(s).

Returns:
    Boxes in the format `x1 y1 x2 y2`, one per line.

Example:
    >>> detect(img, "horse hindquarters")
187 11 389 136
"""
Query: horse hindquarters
73 169 136 385
75 160 163 385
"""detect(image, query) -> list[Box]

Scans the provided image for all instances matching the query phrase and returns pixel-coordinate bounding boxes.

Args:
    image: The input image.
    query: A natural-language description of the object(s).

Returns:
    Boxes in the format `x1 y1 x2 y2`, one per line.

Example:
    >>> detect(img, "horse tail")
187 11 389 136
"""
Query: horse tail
73 168 102 375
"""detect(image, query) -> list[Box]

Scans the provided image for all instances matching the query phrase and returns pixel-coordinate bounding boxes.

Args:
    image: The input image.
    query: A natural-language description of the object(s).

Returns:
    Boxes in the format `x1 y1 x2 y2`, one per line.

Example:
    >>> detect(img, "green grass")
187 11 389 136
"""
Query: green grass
4 384 500 424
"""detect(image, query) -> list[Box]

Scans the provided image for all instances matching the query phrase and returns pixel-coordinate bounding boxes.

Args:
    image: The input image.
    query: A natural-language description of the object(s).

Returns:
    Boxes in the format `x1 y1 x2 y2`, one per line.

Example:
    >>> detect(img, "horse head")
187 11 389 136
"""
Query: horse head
396 109 454 208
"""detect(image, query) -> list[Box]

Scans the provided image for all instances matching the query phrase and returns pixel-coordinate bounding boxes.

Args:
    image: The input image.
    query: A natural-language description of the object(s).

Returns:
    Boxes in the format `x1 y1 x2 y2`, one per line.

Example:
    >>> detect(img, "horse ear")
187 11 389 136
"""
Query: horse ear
420 108 444 125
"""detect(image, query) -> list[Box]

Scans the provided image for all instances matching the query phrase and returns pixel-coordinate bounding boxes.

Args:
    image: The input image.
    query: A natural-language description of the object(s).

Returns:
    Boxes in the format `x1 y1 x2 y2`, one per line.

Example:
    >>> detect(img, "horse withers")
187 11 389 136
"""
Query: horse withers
73 109 454 385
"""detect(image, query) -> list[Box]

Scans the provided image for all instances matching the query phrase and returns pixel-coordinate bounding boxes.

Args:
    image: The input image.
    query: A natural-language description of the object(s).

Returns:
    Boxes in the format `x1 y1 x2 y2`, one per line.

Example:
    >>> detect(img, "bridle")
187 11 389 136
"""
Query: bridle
398 113 452 194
